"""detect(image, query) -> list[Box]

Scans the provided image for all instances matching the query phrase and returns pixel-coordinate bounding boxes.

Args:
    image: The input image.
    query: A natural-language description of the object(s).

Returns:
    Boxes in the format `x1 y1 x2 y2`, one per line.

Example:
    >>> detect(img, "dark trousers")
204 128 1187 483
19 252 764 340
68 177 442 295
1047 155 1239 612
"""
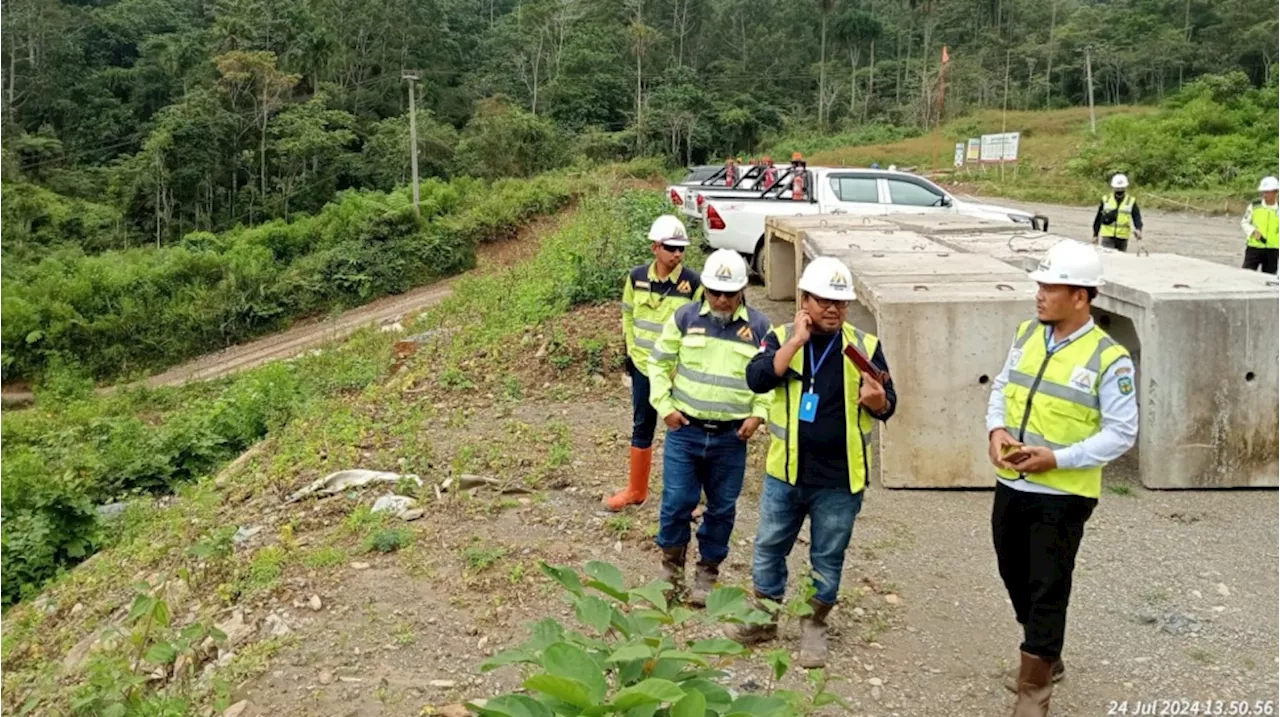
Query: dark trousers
1100 236 1128 252
991 482 1096 660
656 424 748 564
629 362 658 449
1242 246 1279 274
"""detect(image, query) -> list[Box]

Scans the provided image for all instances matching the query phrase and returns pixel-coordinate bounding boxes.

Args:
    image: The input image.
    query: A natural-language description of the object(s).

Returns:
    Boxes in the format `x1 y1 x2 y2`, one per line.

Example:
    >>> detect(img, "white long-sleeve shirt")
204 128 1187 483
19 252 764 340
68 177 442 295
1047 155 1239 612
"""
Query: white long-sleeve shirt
986 319 1139 495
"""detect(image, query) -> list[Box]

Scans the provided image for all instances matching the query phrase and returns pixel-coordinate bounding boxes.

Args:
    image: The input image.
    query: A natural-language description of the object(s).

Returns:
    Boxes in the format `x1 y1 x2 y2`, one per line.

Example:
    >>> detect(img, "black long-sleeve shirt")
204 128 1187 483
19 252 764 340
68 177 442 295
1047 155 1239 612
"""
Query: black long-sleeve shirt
746 330 896 489
1092 195 1143 236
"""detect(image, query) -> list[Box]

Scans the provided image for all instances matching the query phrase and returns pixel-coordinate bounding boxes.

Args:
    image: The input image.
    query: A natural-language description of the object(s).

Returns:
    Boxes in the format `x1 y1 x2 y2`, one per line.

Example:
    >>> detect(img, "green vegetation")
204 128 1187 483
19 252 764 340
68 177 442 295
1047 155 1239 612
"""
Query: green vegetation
476 561 847 715
3 174 573 382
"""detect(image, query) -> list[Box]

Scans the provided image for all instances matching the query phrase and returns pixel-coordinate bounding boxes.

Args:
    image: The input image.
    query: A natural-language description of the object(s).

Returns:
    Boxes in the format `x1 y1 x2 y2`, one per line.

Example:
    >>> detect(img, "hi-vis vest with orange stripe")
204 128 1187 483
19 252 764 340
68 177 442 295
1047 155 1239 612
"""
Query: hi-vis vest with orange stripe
996 320 1130 498
765 323 876 494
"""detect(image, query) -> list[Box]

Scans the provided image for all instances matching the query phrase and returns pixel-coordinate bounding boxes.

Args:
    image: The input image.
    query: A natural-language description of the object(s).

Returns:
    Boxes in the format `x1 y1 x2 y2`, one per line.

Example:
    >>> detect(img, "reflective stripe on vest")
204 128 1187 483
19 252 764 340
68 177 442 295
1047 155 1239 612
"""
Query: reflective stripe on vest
665 305 770 421
1248 204 1279 249
995 320 1130 498
1100 194 1135 239
764 323 876 493
627 264 700 369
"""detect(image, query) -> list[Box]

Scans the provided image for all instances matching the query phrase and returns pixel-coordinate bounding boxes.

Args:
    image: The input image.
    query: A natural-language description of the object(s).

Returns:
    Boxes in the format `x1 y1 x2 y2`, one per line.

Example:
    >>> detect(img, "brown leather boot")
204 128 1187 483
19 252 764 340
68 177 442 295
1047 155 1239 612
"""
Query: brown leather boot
603 447 652 511
1011 651 1054 717
797 598 834 668
687 561 719 607
1004 658 1064 693
659 545 687 599
723 591 779 644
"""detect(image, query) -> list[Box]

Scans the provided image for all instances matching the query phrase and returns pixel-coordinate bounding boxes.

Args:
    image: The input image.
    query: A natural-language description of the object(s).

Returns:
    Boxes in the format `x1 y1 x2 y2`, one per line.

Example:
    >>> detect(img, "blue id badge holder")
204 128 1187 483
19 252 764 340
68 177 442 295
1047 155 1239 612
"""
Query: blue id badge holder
798 391 819 422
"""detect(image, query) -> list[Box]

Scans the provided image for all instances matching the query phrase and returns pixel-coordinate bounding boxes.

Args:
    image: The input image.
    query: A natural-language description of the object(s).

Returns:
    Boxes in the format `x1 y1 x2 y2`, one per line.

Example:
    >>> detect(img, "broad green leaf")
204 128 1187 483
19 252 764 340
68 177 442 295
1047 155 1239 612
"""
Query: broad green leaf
540 563 585 597
584 561 625 591
667 607 696 626
654 650 707 667
144 642 178 665
624 704 659 717
704 587 747 618
671 688 707 717
611 678 687 711
628 581 669 612
765 649 790 680
209 627 228 643
471 694 555 717
610 607 638 638
103 704 127 717
574 595 614 635
543 642 607 703
725 694 790 717
812 691 847 708
128 595 155 623
688 639 746 656
524 674 593 708
646 658 685 681
150 598 171 628
674 669 730 683
680 676 732 711
606 642 652 663
481 648 538 672
528 618 566 650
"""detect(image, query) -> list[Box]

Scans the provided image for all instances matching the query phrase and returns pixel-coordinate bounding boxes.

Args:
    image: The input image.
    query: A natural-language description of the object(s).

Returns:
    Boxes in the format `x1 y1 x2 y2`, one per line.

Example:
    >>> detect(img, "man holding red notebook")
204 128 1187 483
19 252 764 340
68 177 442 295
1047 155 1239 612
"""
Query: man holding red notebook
730 256 896 668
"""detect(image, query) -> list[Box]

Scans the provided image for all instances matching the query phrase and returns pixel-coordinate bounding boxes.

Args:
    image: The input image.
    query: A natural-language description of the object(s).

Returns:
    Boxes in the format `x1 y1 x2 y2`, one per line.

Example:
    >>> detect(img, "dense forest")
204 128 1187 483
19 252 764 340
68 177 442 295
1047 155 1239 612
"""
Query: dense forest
2 0 1275 246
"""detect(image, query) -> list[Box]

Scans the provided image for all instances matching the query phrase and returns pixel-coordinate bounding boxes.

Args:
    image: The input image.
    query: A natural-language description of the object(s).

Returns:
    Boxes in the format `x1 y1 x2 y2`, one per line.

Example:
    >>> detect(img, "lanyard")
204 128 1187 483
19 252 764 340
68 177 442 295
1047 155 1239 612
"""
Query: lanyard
807 336 838 393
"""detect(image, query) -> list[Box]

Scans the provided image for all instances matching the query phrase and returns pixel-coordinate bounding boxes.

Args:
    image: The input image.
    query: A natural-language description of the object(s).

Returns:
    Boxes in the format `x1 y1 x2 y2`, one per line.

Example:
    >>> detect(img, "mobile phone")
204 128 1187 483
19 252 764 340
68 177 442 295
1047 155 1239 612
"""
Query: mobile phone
1000 443 1023 458
843 343 889 384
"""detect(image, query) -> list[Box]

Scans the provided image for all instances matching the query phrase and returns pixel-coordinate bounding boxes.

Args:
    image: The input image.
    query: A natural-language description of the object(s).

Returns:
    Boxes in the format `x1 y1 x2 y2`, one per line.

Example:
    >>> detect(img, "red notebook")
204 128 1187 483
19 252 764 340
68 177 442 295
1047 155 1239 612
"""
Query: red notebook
844 342 889 385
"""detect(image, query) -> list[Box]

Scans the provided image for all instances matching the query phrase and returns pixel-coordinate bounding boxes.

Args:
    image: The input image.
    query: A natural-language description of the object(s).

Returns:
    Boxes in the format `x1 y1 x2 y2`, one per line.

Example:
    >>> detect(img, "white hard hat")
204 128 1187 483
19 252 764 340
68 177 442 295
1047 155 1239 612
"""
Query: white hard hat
648 214 690 246
1110 173 1129 190
700 249 749 293
798 256 856 301
1258 176 1279 192
887 164 897 171
1028 240 1104 288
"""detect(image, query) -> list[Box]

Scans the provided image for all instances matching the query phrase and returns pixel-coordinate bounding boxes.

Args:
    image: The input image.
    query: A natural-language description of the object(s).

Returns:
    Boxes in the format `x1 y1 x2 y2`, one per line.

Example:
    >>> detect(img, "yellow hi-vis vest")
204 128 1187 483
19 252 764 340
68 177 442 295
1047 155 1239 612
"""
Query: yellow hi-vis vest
622 263 702 372
1247 204 1279 249
648 302 773 421
1100 194 1136 239
996 320 1130 498
764 323 877 494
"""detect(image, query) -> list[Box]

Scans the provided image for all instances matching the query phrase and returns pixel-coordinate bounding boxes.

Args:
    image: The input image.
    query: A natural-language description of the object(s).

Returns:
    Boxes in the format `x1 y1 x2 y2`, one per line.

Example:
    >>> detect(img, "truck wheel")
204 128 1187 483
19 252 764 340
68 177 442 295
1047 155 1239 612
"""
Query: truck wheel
750 237 766 279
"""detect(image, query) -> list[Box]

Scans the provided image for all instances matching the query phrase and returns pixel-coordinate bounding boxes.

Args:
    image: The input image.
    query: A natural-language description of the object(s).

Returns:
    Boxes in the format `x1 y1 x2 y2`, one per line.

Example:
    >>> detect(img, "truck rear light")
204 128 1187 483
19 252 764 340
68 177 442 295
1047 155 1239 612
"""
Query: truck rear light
706 204 726 230
696 194 705 210
669 188 683 206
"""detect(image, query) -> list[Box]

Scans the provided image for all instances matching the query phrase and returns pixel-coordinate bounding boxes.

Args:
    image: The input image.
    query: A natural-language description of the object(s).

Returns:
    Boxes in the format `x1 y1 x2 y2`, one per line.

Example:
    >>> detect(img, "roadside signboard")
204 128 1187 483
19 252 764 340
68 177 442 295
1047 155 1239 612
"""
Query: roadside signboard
966 138 981 161
953 143 965 167
980 132 1020 162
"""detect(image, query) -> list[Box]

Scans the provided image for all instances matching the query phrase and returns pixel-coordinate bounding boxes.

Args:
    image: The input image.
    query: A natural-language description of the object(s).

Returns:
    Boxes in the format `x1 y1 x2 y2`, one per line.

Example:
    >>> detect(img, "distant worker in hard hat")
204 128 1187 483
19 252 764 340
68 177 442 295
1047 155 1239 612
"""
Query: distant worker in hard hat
790 152 807 201
986 239 1138 717
870 161 880 169
1091 174 1143 252
724 157 739 187
649 249 772 606
606 215 703 511
1241 176 1279 274
729 256 897 668
762 155 778 190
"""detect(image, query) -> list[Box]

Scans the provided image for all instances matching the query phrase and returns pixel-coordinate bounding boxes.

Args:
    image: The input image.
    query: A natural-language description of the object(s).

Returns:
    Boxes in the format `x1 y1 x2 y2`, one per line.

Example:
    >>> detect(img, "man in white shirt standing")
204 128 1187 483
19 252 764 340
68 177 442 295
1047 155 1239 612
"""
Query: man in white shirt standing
985 240 1139 717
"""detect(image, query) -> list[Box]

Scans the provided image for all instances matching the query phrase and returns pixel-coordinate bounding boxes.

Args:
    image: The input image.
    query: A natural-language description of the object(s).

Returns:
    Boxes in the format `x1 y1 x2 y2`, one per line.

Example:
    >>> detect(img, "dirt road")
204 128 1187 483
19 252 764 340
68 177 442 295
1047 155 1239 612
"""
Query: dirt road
961 195 1247 267
1 213 566 407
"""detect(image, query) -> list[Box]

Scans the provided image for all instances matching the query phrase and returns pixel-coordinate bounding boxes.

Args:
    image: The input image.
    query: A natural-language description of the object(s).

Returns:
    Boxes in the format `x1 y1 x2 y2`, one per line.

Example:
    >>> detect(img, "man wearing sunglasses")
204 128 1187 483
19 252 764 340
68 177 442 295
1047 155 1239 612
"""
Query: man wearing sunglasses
606 215 704 511
648 249 773 606
731 256 896 668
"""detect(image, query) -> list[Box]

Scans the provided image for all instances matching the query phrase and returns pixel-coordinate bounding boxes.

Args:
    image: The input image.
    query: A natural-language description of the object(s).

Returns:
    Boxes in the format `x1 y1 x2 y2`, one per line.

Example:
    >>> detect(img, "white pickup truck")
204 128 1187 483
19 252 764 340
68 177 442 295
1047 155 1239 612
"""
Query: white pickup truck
666 164 806 223
701 168 1048 272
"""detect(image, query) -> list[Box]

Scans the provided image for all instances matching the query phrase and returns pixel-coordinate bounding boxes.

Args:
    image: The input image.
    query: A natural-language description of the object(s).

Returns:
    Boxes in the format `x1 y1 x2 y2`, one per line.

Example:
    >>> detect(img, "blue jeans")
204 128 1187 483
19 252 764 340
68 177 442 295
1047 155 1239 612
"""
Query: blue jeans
630 362 657 449
655 424 748 564
752 476 864 605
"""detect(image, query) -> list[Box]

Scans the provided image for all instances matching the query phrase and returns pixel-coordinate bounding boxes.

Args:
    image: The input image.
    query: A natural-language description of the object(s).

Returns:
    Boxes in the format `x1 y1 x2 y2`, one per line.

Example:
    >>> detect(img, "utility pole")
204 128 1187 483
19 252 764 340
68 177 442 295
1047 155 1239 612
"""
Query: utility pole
1001 48 1010 183
403 72 421 217
1084 46 1096 134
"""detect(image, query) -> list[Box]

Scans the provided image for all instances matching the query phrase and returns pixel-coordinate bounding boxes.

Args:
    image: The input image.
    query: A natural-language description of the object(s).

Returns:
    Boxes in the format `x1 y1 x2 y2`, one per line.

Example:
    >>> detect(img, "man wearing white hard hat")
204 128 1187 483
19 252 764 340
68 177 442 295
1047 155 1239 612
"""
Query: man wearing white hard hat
606 215 703 511
985 240 1138 717
729 256 897 668
1091 173 1143 252
1240 176 1279 274
648 248 772 606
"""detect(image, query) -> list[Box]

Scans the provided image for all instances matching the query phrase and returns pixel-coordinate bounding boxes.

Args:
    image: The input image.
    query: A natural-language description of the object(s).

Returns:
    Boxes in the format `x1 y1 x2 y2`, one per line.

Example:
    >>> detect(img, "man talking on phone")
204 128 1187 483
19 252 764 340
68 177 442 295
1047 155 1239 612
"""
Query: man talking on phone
986 240 1138 717
729 256 895 669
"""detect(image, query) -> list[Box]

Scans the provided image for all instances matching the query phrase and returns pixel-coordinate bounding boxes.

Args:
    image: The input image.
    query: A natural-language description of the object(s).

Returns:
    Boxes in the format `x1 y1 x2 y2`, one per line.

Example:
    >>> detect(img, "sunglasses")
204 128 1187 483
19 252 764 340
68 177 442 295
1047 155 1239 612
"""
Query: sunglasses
705 287 740 299
659 243 687 254
806 295 850 309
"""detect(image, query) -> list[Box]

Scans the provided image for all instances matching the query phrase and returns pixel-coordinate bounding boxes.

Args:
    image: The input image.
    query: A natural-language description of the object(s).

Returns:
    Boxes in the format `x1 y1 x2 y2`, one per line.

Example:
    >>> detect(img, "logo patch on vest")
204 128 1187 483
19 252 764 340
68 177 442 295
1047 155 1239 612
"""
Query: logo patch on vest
677 280 692 294
1008 349 1024 369
687 326 706 335
1118 376 1134 395
736 325 754 342
1069 366 1098 391
635 280 651 289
